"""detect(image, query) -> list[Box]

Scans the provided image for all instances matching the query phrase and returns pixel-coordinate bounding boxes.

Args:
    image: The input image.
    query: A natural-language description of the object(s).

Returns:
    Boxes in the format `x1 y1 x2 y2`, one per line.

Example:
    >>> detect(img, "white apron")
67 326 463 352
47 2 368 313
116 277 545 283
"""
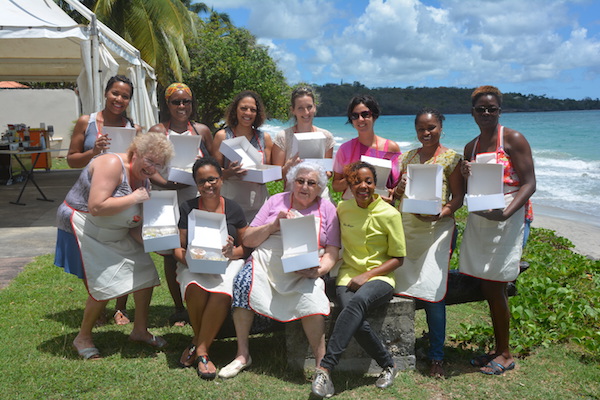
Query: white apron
459 192 525 282
248 214 329 322
394 214 454 302
221 179 269 222
71 205 159 301
176 259 244 299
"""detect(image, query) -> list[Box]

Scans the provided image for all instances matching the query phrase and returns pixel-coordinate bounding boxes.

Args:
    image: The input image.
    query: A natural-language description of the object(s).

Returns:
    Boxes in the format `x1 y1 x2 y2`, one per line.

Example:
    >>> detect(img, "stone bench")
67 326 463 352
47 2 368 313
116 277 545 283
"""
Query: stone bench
284 261 529 374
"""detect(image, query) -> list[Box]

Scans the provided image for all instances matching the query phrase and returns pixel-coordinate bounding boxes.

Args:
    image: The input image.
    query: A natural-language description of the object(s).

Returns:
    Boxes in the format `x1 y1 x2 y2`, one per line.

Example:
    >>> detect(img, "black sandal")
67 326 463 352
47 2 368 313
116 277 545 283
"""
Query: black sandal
178 343 197 368
197 355 216 380
470 353 495 367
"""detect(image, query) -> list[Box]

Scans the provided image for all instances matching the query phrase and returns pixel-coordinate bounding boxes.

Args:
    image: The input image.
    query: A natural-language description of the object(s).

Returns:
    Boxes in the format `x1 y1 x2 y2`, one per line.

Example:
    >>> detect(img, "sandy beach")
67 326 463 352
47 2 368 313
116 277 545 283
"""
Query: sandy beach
531 203 600 260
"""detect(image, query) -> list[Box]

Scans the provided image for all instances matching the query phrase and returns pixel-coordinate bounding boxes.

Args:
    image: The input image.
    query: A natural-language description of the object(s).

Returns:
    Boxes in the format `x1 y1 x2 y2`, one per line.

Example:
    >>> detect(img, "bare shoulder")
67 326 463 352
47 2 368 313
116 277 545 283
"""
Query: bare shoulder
192 122 211 136
503 126 530 150
386 138 400 152
148 123 167 134
214 128 226 140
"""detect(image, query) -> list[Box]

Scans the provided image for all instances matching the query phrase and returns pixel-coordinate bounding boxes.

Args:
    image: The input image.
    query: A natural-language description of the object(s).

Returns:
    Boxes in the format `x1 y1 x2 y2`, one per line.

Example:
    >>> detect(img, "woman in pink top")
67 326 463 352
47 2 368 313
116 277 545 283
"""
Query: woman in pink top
332 95 401 201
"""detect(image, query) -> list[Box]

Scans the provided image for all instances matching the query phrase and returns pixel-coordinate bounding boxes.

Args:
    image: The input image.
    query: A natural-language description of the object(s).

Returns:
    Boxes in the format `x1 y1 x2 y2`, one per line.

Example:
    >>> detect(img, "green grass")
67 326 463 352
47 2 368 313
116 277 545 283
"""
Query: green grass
1 226 599 399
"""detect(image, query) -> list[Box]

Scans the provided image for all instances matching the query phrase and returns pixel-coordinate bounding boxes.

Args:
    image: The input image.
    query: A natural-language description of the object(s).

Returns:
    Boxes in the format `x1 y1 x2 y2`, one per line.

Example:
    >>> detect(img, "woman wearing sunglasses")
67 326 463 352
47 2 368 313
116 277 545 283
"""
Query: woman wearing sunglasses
332 94 401 201
460 85 535 375
148 82 215 327
219 161 340 380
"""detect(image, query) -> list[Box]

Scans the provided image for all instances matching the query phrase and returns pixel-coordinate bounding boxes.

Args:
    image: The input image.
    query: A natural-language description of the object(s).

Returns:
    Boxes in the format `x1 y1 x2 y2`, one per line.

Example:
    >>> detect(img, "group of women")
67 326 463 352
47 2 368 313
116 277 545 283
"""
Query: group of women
54 77 535 397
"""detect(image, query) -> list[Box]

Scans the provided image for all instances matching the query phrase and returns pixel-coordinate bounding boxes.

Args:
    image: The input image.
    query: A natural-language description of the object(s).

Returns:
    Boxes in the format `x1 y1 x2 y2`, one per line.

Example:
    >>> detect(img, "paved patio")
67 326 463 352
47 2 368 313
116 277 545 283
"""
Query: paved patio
0 168 79 288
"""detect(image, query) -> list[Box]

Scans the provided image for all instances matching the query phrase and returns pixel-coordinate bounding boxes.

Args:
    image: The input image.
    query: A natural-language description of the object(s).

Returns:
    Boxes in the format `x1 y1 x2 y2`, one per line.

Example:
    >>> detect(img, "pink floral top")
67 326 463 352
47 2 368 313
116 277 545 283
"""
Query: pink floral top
472 125 533 222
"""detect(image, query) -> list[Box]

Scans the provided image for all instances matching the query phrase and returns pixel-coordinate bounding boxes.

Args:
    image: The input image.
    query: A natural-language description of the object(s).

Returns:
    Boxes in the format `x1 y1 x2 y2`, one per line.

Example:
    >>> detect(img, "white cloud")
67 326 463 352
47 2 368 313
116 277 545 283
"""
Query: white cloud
243 0 336 39
257 38 301 82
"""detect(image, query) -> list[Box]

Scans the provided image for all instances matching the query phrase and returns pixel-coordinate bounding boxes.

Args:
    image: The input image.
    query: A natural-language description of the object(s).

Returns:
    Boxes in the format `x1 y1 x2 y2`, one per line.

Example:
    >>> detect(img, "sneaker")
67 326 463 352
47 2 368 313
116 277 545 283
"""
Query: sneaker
375 365 397 389
311 368 334 398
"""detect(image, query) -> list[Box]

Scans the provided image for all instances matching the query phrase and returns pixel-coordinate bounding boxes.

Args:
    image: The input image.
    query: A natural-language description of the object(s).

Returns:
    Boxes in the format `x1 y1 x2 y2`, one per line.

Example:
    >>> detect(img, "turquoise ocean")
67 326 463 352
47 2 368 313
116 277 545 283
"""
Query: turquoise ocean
263 110 600 227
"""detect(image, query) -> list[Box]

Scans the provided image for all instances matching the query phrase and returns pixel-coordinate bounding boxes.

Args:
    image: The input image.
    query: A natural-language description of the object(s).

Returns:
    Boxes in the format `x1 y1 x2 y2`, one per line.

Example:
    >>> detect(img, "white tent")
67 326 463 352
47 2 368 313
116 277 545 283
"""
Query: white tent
0 0 157 130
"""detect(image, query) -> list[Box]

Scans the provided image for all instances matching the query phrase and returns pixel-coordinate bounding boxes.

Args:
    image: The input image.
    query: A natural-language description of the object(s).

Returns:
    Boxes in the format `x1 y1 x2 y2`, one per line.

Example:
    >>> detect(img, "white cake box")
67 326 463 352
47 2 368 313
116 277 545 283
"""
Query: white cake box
465 163 505 212
220 136 282 183
280 214 320 273
361 155 392 197
142 190 180 253
103 126 136 154
167 134 201 186
291 131 334 170
185 209 228 274
401 164 443 215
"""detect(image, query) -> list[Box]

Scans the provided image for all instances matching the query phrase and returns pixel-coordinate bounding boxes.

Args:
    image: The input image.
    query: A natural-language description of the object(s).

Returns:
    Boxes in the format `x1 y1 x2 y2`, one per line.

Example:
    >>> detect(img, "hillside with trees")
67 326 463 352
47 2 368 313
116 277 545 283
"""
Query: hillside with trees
315 82 600 116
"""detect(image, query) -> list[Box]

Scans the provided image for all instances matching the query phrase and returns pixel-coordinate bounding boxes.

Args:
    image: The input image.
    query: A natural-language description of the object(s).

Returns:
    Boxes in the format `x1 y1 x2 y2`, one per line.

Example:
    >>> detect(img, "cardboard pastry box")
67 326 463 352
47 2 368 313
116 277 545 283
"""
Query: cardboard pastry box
168 134 201 186
185 209 228 274
465 163 505 212
220 136 282 183
401 164 443 215
280 215 319 273
142 190 180 253
291 132 334 170
103 126 136 154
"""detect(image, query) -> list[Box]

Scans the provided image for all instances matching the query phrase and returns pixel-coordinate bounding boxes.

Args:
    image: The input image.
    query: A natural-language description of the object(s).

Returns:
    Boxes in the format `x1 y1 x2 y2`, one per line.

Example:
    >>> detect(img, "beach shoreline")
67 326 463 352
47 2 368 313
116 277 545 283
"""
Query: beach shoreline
531 203 600 260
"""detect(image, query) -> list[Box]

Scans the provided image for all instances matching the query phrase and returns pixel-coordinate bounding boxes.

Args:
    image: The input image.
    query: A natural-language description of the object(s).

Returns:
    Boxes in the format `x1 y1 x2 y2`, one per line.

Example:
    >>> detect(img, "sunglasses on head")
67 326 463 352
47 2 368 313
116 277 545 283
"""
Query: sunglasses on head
350 110 373 120
170 99 192 106
473 106 500 114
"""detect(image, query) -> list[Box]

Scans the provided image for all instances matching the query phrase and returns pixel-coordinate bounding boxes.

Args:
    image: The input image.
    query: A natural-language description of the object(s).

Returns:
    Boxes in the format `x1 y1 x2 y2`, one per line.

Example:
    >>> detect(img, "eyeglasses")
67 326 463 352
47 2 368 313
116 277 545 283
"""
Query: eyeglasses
170 99 192 106
143 157 164 170
196 176 219 185
473 106 500 114
350 110 373 120
295 178 318 187
239 106 258 113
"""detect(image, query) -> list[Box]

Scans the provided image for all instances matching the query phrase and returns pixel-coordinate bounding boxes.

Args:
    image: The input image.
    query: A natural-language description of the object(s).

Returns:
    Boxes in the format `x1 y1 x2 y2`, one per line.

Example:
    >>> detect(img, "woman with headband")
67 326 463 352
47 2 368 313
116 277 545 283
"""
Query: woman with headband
148 82 214 326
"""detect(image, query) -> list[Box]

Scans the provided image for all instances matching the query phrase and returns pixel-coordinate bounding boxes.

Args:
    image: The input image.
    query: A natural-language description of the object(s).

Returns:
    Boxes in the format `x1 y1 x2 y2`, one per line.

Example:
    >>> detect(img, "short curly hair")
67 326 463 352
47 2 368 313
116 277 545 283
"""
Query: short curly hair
128 131 174 166
343 161 377 186
286 161 328 190
224 90 267 129
471 85 503 107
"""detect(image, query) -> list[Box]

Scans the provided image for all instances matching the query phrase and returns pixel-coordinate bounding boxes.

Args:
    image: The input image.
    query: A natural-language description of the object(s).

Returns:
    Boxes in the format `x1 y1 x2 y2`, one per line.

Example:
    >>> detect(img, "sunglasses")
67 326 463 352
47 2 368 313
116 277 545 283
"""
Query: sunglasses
295 178 318 187
170 99 192 106
196 176 219 185
473 106 500 114
350 110 373 120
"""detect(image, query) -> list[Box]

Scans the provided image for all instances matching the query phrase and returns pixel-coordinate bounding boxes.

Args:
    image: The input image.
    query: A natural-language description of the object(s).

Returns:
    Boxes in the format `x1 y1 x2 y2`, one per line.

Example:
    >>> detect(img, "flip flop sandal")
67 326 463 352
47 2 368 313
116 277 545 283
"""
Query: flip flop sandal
75 346 102 360
470 353 495 367
113 309 130 325
480 360 516 375
129 334 167 349
179 343 197 368
197 355 216 380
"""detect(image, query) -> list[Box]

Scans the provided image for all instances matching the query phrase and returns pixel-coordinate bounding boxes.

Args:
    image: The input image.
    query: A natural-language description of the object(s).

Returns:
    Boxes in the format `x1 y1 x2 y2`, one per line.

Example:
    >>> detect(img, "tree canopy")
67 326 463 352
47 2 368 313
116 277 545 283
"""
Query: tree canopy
179 17 289 128
314 83 600 116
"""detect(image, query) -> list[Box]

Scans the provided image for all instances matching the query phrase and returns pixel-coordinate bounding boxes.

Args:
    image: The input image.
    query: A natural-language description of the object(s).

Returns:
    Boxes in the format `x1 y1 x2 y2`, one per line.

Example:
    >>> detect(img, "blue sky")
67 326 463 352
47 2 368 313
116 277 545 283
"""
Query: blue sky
201 0 600 100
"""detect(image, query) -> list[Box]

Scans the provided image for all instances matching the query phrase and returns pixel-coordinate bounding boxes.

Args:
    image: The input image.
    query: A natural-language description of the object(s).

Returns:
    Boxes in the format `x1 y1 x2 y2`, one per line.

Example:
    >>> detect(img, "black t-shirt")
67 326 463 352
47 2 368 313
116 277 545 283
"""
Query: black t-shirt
178 197 247 245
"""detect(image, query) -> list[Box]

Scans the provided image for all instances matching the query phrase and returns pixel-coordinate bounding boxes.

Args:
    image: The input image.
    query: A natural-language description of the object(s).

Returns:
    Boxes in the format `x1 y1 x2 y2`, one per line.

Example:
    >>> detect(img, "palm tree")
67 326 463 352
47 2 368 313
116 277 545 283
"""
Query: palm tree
92 0 196 84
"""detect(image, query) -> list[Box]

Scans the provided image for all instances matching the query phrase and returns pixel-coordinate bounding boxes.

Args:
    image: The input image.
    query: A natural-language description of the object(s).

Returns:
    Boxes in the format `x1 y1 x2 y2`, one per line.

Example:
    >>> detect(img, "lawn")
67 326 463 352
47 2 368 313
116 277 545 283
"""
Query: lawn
1 239 598 399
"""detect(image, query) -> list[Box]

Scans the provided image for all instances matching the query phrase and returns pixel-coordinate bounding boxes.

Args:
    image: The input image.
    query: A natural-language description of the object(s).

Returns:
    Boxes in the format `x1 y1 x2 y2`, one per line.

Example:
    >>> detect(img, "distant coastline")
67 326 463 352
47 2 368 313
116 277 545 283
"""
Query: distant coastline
313 83 600 116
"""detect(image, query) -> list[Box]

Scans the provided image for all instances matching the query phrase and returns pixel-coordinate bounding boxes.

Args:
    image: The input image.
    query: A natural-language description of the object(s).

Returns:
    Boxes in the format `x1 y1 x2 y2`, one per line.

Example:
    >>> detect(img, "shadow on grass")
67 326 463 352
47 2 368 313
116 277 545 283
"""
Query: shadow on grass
45 304 187 330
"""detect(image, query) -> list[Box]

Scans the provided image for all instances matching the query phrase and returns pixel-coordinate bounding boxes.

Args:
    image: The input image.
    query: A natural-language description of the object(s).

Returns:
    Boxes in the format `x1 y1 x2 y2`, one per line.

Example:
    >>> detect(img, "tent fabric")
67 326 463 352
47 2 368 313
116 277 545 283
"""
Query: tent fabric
0 0 157 130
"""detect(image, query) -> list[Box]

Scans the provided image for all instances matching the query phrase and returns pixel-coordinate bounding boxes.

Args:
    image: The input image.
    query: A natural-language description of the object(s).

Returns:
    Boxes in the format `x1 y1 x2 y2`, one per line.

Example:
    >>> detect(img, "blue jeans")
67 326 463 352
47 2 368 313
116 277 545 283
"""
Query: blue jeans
422 300 446 361
320 280 395 372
